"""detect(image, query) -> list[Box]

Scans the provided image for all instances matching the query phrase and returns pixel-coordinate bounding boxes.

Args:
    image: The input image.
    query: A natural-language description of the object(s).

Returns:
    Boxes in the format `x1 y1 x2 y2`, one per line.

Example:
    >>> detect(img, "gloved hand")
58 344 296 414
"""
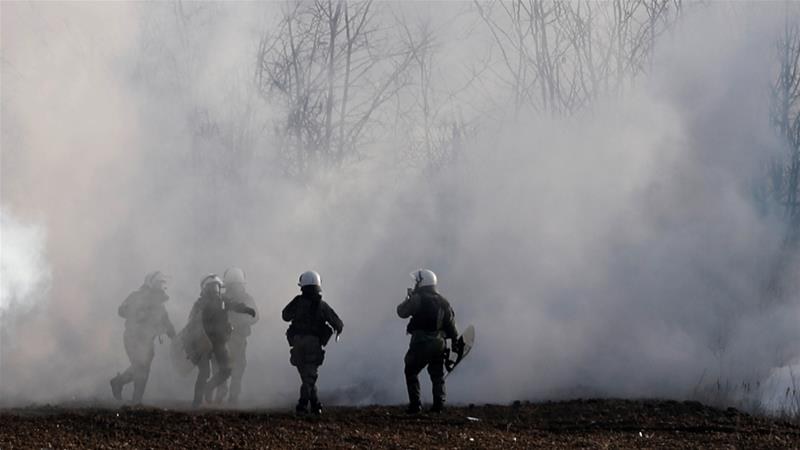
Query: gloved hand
246 307 256 318
451 337 464 357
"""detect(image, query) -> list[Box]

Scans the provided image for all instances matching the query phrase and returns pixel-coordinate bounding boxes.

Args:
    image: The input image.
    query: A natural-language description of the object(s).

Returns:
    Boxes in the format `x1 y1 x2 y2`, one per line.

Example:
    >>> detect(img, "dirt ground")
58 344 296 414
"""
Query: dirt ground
2 399 799 449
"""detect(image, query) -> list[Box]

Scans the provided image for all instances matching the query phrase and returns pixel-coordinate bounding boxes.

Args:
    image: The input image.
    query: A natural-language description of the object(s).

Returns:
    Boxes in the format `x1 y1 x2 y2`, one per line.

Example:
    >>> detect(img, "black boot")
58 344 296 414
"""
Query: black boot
310 401 323 415
406 402 422 414
110 374 123 401
295 400 309 415
215 382 228 404
429 401 445 413
204 385 215 404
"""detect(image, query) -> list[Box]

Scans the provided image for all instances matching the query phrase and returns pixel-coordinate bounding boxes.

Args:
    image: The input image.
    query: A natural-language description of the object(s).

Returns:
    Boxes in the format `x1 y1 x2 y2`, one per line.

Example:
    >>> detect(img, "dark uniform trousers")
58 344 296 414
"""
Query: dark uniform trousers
118 329 156 404
290 334 325 406
194 339 232 406
213 334 248 402
404 333 447 407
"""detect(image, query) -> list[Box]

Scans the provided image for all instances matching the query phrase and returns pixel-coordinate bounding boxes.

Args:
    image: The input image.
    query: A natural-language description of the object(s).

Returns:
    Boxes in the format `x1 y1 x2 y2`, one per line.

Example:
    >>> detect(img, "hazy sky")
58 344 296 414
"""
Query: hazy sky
2 1 799 409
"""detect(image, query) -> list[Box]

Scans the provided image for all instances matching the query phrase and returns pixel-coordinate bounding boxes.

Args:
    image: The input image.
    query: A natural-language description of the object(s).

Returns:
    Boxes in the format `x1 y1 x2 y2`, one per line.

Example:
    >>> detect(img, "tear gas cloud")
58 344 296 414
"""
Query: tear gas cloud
0 210 50 315
1 2 799 408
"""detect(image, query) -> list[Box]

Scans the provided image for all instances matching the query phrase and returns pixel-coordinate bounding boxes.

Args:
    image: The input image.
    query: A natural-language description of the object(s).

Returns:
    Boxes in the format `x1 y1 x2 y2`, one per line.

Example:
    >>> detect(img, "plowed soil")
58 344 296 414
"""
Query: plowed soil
2 399 799 448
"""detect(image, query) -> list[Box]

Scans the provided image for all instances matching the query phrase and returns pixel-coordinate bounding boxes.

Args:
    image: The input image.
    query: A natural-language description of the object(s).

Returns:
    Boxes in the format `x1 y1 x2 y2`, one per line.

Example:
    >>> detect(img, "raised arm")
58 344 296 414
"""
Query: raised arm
118 292 137 318
161 305 176 338
397 292 420 319
282 297 298 322
244 294 259 325
323 303 343 334
229 301 256 317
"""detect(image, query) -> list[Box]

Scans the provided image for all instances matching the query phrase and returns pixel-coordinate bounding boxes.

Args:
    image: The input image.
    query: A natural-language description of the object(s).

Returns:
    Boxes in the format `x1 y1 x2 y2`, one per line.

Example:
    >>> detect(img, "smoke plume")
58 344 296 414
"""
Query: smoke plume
1 2 798 409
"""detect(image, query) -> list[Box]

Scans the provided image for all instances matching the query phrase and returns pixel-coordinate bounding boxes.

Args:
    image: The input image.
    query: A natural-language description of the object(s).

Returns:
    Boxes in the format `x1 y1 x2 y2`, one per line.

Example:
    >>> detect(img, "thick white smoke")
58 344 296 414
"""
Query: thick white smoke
0 209 50 315
1 2 799 410
0 208 51 392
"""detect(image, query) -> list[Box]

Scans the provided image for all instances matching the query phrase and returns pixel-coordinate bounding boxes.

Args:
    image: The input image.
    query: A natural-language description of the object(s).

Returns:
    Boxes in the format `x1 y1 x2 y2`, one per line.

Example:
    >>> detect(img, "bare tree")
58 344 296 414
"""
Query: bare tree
389 14 485 173
750 6 800 307
256 0 429 178
769 15 800 238
135 1 267 182
473 0 682 118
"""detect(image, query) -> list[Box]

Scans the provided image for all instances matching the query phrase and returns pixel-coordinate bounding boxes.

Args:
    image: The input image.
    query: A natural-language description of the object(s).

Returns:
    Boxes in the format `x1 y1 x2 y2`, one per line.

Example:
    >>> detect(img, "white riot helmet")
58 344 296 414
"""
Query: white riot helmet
411 269 437 288
144 271 167 289
224 267 246 285
298 270 322 288
201 274 224 291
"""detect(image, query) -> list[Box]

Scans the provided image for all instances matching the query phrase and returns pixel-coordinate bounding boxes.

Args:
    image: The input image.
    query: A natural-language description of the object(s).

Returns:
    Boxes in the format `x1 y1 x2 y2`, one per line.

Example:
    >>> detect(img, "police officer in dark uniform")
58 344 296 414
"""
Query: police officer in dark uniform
211 267 259 404
397 269 458 414
282 270 343 415
188 274 255 408
111 271 176 404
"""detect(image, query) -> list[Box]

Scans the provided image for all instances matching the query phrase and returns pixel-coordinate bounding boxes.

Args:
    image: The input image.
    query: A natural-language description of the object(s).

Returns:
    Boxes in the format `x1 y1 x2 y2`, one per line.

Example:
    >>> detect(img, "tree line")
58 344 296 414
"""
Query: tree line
142 1 800 241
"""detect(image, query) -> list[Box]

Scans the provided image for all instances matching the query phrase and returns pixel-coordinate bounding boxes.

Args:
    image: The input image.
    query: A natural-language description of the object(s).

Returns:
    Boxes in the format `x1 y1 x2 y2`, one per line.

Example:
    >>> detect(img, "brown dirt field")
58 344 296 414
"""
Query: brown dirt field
2 399 799 449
